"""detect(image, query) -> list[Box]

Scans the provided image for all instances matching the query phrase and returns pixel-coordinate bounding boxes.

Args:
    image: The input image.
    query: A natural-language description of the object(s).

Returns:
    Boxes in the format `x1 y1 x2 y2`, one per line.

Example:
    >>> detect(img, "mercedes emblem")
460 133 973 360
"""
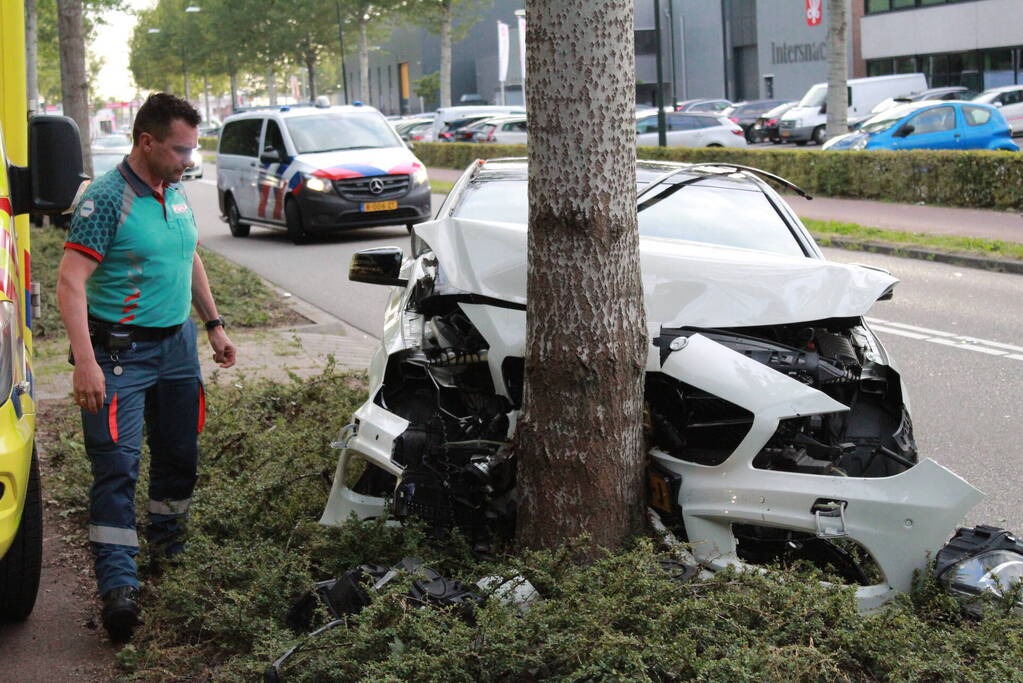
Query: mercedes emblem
368 178 385 195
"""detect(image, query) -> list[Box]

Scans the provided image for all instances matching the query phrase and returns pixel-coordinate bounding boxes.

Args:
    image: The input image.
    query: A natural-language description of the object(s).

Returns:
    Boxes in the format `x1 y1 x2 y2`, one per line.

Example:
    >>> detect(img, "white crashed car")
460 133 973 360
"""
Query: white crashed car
322 158 1020 610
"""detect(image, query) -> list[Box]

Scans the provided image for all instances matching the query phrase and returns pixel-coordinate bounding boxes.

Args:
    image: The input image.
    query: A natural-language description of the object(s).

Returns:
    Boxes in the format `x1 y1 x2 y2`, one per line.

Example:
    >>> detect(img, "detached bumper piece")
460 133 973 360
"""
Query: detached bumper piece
935 525 1023 614
267 558 483 681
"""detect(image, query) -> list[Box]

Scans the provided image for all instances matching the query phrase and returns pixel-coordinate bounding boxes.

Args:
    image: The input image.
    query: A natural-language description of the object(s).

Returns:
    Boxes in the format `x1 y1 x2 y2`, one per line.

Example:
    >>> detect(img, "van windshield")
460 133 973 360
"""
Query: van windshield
798 85 827 108
285 112 401 154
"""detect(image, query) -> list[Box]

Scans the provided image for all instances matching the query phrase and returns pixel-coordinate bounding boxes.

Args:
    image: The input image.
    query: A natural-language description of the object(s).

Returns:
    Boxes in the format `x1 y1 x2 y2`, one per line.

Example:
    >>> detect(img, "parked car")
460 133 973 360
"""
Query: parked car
750 101 797 143
324 157 1016 612
723 99 790 142
972 85 1023 136
182 148 203 180
822 101 1019 151
853 86 979 130
393 118 434 142
436 115 495 141
471 115 528 144
674 98 733 113
451 117 496 142
636 112 747 148
780 73 928 145
431 105 526 141
217 103 432 243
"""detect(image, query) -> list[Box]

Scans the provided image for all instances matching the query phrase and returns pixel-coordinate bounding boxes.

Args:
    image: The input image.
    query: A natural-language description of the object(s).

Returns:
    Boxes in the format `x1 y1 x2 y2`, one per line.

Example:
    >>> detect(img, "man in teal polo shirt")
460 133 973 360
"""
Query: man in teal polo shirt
56 93 236 641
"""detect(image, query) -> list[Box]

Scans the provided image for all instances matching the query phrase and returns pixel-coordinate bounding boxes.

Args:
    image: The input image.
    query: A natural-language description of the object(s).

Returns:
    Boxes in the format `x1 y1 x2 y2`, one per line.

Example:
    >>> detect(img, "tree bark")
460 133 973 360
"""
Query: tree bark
825 0 848 140
439 2 452 107
266 67 277 105
229 69 238 110
306 53 317 100
358 18 369 103
25 0 39 113
57 0 91 175
516 0 647 554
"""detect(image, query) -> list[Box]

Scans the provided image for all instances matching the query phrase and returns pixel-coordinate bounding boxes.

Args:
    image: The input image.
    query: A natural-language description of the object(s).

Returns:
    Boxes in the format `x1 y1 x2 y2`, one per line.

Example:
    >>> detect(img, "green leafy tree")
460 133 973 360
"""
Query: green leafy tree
336 0 404 105
404 0 493 107
413 70 439 109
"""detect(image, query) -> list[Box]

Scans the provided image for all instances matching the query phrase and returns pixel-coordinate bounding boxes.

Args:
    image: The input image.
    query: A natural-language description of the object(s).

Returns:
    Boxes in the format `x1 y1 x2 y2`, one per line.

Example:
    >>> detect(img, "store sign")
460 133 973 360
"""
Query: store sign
806 0 822 27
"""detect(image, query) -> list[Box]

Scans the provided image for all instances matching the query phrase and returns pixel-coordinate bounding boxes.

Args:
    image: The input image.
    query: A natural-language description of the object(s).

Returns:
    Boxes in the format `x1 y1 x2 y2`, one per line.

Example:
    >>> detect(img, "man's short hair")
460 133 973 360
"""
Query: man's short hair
132 93 201 145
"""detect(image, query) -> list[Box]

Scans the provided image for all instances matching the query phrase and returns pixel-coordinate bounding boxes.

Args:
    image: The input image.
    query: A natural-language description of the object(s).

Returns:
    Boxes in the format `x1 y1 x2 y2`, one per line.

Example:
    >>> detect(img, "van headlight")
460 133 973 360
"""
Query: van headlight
935 526 1023 613
304 175 331 193
412 165 428 186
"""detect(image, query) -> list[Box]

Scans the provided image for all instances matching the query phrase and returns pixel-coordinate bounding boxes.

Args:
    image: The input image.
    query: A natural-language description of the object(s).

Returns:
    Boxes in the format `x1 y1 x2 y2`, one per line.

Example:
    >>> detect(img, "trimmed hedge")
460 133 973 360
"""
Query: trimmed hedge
412 142 1023 210
199 135 218 152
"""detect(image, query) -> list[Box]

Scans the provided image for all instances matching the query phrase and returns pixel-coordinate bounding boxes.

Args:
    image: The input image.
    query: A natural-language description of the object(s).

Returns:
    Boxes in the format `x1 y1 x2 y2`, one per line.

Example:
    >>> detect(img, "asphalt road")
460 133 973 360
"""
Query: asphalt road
184 177 1023 534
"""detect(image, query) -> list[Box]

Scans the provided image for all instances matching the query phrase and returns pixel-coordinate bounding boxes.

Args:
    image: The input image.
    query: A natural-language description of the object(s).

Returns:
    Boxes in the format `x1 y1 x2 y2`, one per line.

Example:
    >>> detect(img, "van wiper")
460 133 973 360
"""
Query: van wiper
315 145 380 152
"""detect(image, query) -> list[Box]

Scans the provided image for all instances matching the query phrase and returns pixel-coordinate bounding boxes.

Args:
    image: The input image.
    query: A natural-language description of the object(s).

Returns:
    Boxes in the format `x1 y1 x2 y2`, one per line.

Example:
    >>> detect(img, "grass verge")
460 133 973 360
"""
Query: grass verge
37 366 1023 681
804 218 1023 263
428 179 455 195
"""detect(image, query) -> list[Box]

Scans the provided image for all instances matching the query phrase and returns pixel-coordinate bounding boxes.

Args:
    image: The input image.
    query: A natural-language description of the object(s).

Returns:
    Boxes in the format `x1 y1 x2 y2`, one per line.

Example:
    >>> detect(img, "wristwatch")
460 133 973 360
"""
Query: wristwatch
204 316 225 331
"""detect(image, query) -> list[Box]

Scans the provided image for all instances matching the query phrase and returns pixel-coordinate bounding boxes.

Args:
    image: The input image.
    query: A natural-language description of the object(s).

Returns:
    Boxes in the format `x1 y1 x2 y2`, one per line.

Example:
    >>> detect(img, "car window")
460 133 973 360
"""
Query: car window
963 105 992 126
667 114 696 131
262 120 287 156
452 179 804 257
636 116 658 134
285 112 401 153
907 106 956 135
999 90 1023 106
219 119 262 157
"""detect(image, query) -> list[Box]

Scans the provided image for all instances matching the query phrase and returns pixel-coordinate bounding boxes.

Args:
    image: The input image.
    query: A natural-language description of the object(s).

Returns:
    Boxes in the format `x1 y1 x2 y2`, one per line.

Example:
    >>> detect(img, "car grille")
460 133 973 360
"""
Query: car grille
779 120 795 129
333 174 410 201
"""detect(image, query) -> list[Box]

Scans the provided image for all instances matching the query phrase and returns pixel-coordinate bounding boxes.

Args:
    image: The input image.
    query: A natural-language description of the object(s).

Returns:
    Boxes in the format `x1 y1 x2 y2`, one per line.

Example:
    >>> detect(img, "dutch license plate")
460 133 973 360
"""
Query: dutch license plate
362 200 398 212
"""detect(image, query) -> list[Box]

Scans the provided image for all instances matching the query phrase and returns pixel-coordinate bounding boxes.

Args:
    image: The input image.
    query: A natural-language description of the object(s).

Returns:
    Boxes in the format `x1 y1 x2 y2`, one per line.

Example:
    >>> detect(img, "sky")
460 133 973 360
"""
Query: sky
92 0 154 102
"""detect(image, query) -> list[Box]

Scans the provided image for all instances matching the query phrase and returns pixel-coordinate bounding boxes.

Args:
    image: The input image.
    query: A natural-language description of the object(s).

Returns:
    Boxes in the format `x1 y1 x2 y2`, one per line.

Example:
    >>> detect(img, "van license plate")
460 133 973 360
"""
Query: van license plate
362 200 398 212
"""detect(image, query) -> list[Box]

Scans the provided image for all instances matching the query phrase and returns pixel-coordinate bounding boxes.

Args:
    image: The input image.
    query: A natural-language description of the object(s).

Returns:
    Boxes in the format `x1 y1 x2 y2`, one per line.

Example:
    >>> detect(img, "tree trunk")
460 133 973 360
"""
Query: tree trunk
825 0 848 140
183 55 190 101
266 67 277 105
57 0 91 175
204 75 211 123
306 53 317 100
516 0 647 554
25 0 39 113
229 69 238 111
440 3 452 107
358 18 369 103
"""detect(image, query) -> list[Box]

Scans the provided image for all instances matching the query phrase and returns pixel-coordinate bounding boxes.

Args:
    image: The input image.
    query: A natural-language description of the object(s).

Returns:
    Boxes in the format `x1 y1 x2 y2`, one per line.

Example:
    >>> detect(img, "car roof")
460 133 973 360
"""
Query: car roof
223 104 381 123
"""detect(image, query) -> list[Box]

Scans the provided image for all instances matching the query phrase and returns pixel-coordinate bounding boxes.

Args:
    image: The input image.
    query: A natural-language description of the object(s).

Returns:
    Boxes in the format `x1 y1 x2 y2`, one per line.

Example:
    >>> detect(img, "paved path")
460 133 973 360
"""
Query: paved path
428 166 1023 244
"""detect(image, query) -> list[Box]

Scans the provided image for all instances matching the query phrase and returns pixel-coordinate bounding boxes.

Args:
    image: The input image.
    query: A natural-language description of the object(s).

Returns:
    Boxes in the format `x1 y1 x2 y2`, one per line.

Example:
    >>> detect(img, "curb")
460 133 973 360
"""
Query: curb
817 236 1023 275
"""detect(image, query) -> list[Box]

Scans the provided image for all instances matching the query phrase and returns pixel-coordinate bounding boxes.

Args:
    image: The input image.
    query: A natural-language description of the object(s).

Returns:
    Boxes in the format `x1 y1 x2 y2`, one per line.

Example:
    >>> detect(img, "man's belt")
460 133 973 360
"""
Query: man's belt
88 317 182 343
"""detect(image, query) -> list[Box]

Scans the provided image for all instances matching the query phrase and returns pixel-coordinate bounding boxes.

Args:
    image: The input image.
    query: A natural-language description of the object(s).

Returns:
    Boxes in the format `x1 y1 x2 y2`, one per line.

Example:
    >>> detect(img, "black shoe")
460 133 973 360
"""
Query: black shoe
101 586 141 642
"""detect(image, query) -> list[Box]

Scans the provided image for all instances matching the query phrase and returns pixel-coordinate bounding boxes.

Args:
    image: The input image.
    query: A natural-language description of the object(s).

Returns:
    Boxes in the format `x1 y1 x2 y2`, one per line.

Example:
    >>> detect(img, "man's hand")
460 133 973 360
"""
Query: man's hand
208 326 236 368
73 359 106 414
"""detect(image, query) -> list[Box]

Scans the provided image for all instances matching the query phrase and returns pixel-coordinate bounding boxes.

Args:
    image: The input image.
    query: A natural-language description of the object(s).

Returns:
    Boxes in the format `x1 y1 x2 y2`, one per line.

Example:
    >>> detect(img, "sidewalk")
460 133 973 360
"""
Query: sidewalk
427 166 1023 245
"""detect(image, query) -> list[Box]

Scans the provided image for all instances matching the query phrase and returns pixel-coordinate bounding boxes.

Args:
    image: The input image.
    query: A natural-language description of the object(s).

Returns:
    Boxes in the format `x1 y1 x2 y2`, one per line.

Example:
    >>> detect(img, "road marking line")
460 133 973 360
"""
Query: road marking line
865 317 957 338
926 338 1007 356
196 179 217 187
868 318 1019 360
1009 354 1023 362
867 324 930 340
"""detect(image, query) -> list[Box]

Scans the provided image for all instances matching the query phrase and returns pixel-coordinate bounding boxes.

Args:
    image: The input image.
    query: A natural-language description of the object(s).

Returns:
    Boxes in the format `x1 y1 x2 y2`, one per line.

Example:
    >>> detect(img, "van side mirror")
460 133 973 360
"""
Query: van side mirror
895 124 915 138
349 247 407 287
9 115 87 215
259 148 281 164
819 103 827 114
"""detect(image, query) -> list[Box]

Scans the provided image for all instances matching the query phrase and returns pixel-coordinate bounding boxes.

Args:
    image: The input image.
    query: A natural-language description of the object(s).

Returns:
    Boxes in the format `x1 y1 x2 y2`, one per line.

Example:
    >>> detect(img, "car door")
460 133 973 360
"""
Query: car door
995 89 1023 135
892 106 959 150
498 120 528 145
221 117 265 219
256 119 291 222
635 115 659 145
664 114 704 147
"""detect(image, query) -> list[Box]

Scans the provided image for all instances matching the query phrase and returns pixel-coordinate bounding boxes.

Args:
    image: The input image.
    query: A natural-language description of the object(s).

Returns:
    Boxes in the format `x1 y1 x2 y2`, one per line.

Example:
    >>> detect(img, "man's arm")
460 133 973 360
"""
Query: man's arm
56 250 104 414
191 251 236 368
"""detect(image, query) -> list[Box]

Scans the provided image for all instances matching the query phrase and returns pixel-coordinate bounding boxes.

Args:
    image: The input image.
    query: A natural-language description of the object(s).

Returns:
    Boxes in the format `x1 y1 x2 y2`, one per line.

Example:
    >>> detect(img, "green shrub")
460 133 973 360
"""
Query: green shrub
199 136 218 152
412 142 1023 210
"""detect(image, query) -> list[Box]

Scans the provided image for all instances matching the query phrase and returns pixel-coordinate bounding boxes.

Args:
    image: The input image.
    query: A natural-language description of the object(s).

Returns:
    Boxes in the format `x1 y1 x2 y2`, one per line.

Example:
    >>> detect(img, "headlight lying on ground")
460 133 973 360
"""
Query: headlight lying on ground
935 525 1023 611
304 175 331 193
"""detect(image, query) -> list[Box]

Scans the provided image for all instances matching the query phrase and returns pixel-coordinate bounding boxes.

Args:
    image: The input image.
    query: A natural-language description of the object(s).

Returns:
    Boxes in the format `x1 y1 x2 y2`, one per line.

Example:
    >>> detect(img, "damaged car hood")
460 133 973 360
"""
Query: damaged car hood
415 217 898 328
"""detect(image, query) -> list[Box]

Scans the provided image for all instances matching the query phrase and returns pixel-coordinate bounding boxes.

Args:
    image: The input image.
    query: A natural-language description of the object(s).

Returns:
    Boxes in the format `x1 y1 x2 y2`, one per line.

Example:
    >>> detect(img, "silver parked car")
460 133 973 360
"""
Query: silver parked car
636 112 747 148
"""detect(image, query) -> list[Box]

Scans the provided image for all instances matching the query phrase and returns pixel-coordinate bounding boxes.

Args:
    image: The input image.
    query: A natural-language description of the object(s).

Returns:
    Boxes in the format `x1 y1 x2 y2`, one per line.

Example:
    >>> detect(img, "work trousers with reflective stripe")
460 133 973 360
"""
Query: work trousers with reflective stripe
82 319 205 595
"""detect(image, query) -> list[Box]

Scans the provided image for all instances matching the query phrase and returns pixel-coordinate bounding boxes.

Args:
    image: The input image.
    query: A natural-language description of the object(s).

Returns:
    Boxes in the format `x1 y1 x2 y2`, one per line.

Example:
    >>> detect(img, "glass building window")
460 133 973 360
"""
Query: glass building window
866 0 891 13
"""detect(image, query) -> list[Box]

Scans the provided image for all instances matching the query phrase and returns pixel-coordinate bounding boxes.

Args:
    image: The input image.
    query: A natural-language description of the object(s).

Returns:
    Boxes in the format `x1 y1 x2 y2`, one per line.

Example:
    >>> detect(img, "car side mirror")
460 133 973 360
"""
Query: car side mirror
349 247 408 287
819 103 827 114
9 115 87 215
259 148 281 164
993 101 1003 108
895 124 914 138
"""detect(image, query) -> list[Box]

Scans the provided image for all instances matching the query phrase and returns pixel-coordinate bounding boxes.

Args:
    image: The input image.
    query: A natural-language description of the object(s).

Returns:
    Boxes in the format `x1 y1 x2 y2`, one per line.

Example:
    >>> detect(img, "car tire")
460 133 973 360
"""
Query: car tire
285 200 309 245
225 195 250 238
0 447 43 622
706 143 723 147
812 126 826 146
795 140 808 147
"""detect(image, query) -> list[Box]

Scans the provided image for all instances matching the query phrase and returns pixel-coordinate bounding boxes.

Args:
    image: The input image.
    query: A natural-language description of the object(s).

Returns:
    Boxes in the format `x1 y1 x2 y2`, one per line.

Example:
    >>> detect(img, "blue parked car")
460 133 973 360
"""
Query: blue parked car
822 101 1019 152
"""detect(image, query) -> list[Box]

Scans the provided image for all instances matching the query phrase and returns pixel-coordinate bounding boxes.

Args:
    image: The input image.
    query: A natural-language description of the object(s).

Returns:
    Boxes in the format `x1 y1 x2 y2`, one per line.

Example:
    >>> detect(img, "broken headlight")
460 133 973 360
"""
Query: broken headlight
935 525 1023 610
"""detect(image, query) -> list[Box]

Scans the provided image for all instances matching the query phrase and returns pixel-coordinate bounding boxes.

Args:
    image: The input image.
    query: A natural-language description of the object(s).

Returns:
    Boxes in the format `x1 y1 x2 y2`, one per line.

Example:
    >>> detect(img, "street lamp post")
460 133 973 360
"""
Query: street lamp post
654 0 667 147
335 0 350 104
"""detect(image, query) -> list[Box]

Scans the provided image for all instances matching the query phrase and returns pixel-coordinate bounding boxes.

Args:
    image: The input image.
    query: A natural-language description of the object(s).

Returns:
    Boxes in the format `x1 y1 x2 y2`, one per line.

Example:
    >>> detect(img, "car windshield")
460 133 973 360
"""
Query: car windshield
798 85 827 108
859 108 913 134
285 112 401 153
452 178 804 257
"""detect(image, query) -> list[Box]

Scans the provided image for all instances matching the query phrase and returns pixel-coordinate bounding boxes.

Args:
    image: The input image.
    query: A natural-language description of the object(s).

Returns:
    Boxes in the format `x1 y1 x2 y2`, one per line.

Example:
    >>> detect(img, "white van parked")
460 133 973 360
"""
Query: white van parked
431 105 526 140
779 73 928 145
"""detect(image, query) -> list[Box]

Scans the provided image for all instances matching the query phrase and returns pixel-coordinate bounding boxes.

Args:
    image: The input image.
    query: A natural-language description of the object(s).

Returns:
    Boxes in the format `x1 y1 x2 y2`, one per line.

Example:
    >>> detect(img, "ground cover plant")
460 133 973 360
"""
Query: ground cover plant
38 363 1023 681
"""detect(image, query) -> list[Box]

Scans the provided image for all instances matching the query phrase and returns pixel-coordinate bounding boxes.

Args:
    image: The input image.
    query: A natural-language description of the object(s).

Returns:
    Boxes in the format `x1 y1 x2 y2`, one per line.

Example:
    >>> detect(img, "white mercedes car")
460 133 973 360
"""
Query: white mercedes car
321 158 1020 611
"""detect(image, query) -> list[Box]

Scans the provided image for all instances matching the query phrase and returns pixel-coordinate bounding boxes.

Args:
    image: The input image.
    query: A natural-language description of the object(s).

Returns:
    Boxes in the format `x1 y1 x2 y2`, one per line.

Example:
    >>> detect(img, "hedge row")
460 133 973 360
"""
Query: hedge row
199 135 218 152
412 142 1023 210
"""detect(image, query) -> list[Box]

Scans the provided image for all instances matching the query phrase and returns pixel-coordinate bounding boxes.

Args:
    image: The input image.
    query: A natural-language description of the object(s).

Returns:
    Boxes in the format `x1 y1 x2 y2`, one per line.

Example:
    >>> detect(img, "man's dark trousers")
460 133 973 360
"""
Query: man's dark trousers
82 319 204 595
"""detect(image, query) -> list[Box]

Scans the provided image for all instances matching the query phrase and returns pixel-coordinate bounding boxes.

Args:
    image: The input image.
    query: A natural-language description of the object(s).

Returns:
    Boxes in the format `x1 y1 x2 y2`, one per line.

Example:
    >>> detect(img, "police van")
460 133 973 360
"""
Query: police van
217 103 432 244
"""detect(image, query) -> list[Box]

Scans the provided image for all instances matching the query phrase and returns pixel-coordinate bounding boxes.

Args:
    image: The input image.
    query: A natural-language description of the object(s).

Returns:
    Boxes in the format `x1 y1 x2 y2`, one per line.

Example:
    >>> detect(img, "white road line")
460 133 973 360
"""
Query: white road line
196 178 217 187
867 317 1020 361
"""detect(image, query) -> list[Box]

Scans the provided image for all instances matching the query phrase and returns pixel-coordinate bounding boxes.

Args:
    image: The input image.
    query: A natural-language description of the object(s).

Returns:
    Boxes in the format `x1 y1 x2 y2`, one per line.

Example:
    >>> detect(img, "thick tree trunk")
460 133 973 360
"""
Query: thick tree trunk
440 3 452 107
57 0 91 175
266 68 277 105
516 0 647 554
306 53 317 100
25 0 39 113
229 69 238 110
825 0 848 140
358 19 369 103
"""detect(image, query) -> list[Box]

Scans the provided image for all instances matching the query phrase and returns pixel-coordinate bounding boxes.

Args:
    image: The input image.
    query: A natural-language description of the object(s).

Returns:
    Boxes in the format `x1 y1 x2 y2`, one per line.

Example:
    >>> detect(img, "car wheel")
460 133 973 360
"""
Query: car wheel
225 195 250 237
285 200 310 245
795 140 808 147
812 126 826 145
0 447 43 621
706 143 723 147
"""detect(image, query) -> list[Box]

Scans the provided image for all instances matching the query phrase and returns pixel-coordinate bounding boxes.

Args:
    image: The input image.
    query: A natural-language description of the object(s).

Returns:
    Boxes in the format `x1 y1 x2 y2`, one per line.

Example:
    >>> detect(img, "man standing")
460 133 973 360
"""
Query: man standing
56 93 236 641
